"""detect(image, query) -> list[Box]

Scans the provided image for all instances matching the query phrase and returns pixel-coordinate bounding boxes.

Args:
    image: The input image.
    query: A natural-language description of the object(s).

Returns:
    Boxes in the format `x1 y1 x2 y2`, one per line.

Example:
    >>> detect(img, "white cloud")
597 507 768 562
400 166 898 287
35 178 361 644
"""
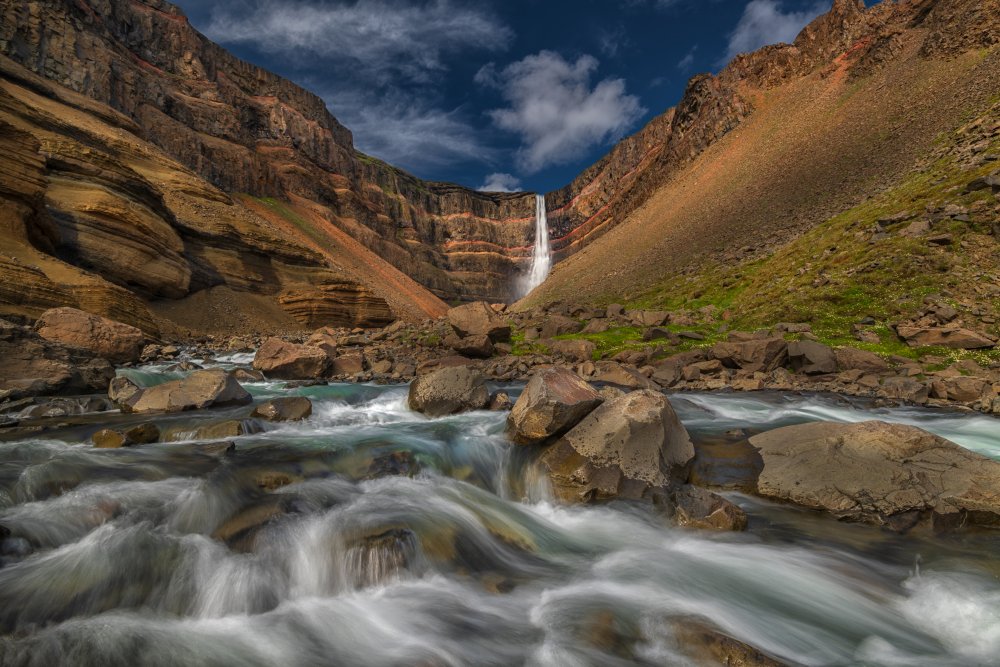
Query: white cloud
677 44 698 70
478 173 522 192
205 0 512 84
323 89 498 171
724 0 826 62
477 51 645 173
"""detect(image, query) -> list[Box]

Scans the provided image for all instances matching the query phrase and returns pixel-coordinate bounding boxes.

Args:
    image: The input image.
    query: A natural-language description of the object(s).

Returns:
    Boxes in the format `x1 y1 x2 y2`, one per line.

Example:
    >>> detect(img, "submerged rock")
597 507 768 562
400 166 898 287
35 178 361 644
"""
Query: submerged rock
407 366 489 417
749 420 1000 532
91 422 160 448
671 486 747 531
114 369 252 414
539 390 694 503
506 367 602 444
252 396 313 421
670 618 788 667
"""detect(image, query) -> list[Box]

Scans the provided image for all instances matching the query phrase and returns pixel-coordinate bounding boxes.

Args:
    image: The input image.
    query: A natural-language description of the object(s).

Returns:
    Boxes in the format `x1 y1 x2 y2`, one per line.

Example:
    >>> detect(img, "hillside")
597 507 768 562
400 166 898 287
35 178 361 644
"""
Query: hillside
526 0 1000 349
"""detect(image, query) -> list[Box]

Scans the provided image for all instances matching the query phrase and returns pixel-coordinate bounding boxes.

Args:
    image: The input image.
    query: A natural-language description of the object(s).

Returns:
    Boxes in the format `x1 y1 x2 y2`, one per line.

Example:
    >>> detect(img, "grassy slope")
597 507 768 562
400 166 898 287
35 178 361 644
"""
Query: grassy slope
521 99 1000 365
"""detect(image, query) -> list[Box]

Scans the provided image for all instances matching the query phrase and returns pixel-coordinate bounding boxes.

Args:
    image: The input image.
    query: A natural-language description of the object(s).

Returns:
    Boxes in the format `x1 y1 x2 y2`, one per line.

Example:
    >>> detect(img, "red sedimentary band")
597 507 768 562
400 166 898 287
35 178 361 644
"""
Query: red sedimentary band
129 0 189 24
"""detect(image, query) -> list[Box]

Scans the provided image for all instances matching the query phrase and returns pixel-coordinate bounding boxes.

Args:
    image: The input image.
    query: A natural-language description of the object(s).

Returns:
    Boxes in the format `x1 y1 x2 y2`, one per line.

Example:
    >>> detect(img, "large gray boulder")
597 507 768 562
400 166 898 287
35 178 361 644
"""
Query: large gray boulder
446 302 511 342
113 369 252 414
539 390 694 503
408 365 490 417
749 420 1000 532
506 367 603 444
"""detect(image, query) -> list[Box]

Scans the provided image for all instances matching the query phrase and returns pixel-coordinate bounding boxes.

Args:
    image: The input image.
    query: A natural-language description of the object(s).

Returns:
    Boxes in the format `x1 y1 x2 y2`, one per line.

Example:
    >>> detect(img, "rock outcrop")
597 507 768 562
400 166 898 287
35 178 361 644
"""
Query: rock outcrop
749 420 1000 532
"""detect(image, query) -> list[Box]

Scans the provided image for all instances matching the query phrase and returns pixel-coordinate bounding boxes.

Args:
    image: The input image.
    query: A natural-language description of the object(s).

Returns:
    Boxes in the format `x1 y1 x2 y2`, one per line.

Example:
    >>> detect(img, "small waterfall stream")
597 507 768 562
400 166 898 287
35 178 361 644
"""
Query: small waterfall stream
522 194 551 296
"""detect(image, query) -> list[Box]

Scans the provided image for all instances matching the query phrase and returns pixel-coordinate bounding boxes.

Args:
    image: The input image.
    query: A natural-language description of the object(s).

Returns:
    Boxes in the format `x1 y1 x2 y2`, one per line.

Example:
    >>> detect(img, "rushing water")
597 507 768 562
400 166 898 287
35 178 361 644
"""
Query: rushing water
1 361 1000 666
522 194 551 297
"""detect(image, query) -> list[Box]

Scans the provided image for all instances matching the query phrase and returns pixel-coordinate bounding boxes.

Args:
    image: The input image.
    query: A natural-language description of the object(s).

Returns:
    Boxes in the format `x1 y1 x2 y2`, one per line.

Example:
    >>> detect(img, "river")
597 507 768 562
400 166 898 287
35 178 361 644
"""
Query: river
1 353 999 666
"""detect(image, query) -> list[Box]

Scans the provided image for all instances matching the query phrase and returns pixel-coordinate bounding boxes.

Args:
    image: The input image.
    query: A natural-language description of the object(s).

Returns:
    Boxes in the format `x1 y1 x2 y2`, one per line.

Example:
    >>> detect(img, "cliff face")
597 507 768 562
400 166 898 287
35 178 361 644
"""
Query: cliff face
0 0 538 304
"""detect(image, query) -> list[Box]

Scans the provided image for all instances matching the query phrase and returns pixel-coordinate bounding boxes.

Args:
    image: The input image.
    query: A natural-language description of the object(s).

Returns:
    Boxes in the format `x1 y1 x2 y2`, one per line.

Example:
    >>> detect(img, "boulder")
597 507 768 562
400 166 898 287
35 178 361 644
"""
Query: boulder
507 367 603 444
487 391 513 411
592 361 654 389
108 376 143 412
834 347 888 372
629 310 669 327
749 421 1000 531
549 339 596 362
252 396 313 421
117 369 252 414
305 327 339 357
0 319 116 398
710 338 788 373
330 352 365 376
540 315 581 339
34 307 145 364
407 366 490 417
193 419 259 440
230 368 265 383
447 302 511 342
880 376 929 403
671 486 747 531
253 338 331 379
92 429 125 448
929 376 988 403
538 390 694 503
896 326 995 349
787 340 837 375
451 334 494 359
92 422 160 448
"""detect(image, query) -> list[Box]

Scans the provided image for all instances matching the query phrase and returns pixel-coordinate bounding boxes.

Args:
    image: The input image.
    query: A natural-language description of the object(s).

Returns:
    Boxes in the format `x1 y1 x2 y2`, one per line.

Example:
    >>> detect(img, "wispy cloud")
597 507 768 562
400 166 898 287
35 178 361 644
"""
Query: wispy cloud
323 89 499 170
676 44 698 71
478 173 522 192
205 0 512 84
477 51 645 174
204 0 511 172
724 0 826 63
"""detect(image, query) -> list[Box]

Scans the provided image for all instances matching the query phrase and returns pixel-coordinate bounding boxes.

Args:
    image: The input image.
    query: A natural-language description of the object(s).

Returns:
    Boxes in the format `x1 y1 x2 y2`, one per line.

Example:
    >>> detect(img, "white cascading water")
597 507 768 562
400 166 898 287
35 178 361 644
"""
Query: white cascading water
522 194 551 296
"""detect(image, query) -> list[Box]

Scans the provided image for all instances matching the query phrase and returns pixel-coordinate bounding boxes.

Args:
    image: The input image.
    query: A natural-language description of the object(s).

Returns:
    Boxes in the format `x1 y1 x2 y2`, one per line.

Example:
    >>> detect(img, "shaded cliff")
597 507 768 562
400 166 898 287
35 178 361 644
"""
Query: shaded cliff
0 0 538 304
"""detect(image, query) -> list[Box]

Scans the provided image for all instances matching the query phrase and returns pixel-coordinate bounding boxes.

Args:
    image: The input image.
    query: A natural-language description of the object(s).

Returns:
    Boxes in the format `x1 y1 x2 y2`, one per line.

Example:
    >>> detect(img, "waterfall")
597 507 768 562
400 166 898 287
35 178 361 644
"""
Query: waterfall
523 194 551 296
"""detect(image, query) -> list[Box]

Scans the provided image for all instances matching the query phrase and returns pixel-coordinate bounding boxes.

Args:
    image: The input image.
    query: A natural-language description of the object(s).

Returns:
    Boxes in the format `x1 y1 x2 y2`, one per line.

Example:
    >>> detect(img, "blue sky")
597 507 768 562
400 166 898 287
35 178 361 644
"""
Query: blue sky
174 0 836 193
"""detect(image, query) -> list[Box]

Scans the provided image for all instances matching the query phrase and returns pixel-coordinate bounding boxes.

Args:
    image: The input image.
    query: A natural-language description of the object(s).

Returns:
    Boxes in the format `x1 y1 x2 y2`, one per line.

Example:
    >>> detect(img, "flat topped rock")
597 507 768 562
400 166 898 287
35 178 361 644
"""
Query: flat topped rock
749 420 1000 532
115 369 252 414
